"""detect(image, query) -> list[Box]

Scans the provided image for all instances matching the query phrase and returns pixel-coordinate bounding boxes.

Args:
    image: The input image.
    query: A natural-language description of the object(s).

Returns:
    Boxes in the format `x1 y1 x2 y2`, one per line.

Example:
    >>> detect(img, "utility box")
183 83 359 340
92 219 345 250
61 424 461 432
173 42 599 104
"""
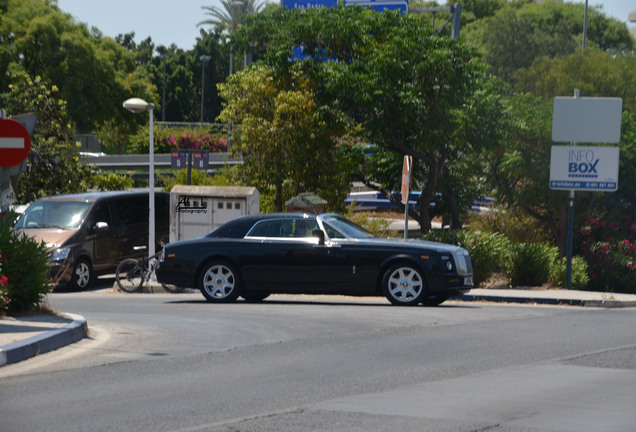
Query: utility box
170 185 259 242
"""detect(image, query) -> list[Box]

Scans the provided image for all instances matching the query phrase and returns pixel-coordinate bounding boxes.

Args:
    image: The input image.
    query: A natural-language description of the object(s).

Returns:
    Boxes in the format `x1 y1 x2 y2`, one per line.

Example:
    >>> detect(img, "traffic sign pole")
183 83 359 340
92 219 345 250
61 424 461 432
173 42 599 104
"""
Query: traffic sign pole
0 117 32 210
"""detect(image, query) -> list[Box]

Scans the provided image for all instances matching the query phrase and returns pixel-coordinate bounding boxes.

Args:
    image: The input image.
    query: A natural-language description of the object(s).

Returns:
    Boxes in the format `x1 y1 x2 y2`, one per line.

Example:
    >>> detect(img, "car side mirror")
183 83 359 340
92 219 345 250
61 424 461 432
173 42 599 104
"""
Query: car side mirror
95 221 109 230
312 229 325 245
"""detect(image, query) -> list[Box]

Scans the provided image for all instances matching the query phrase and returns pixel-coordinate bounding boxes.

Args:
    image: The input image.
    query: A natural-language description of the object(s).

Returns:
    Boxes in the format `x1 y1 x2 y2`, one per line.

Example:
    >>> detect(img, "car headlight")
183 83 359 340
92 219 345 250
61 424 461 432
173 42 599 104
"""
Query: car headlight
451 250 470 275
50 247 70 262
441 255 454 271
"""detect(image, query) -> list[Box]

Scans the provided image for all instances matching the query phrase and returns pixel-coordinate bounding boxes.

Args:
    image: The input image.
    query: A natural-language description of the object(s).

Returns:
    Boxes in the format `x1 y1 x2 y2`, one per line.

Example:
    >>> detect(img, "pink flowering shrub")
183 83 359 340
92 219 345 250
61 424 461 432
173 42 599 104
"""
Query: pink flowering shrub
130 126 228 154
578 205 635 293
0 251 9 315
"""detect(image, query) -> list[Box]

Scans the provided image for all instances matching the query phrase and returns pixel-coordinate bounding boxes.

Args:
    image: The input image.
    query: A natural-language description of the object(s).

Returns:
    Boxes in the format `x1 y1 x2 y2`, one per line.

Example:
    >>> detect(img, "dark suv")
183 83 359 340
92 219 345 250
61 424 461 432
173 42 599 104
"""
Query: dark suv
14 191 170 289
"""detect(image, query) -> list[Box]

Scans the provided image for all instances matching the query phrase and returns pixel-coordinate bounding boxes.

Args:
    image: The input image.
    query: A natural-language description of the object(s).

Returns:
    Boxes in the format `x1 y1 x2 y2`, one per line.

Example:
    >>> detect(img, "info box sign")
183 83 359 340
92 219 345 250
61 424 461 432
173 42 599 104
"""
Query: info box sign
550 97 622 192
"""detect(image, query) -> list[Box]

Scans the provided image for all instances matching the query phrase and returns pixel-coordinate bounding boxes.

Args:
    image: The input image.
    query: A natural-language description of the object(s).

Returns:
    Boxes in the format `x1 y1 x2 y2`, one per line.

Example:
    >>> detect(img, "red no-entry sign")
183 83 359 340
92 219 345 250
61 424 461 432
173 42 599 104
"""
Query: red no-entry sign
0 118 31 168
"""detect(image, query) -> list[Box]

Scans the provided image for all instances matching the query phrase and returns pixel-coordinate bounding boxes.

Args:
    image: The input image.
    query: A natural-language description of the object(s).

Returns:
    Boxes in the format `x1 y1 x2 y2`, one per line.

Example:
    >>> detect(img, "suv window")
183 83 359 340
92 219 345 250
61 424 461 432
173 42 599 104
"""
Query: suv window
114 197 147 226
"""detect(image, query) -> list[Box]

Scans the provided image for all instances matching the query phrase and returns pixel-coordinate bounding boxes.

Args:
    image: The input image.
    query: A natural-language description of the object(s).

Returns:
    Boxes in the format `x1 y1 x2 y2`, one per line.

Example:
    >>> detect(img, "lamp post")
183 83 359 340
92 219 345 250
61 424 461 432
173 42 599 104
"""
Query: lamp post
122 97 156 258
200 55 211 124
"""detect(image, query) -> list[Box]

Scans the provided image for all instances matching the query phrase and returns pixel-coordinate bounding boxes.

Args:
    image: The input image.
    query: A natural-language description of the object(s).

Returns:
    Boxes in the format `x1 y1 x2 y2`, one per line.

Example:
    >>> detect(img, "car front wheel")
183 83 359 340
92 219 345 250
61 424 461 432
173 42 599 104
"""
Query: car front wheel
199 261 242 303
70 258 92 290
382 263 426 306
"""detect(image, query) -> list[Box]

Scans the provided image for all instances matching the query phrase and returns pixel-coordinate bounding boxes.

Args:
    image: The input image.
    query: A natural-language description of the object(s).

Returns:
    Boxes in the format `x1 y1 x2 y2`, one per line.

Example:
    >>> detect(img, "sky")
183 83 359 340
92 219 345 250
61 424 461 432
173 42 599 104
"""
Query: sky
56 0 635 51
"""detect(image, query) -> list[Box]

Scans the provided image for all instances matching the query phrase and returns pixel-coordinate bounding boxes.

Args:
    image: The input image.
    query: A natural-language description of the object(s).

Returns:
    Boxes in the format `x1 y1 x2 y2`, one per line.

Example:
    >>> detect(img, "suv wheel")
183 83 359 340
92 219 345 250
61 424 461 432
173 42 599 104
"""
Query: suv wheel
70 258 92 290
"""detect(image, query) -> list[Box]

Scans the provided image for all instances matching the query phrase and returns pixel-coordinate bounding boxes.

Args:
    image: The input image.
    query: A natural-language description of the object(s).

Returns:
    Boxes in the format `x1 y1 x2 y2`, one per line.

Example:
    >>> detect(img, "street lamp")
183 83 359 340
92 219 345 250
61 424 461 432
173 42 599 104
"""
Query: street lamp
122 97 156 258
200 55 211 123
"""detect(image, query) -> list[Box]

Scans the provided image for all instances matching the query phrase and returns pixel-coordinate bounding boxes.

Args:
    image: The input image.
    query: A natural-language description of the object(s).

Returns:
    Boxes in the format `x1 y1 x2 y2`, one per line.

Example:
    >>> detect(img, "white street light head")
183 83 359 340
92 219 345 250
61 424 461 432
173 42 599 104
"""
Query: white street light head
123 98 155 113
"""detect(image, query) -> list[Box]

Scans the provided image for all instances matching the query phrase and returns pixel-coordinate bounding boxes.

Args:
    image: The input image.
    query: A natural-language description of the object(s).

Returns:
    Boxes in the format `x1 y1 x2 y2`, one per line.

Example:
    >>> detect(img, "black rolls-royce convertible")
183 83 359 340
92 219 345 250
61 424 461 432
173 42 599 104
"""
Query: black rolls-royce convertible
157 213 473 306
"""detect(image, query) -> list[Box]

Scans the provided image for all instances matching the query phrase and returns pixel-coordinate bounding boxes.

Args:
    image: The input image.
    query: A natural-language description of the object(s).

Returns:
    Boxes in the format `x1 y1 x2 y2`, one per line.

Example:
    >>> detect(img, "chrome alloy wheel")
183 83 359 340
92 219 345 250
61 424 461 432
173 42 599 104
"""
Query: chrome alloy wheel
201 263 238 301
385 265 424 305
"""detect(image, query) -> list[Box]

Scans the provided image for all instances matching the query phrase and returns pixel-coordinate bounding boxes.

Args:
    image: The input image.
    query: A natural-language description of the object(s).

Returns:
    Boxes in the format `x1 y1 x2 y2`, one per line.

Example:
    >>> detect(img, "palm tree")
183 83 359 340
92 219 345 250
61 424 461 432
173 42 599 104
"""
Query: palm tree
197 0 265 32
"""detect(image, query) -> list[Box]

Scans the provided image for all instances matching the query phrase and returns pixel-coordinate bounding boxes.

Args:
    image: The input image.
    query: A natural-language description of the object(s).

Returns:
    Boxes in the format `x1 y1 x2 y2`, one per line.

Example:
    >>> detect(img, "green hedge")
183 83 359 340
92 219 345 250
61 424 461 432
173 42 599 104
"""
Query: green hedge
0 212 51 315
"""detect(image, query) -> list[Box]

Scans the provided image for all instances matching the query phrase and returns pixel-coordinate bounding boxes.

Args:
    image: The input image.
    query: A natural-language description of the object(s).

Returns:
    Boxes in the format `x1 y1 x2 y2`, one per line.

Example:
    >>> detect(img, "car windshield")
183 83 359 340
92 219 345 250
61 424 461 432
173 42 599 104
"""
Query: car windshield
14 201 92 230
321 215 374 239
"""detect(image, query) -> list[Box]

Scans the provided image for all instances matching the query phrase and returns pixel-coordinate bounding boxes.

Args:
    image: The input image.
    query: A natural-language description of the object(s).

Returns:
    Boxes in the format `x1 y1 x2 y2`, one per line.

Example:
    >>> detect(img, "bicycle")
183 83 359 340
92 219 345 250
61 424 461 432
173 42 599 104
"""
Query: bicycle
115 245 183 293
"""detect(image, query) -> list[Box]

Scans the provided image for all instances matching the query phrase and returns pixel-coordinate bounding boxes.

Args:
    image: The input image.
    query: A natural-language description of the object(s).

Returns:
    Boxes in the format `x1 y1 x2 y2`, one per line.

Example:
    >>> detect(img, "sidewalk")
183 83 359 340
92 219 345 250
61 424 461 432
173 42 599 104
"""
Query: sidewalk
2 289 636 366
0 313 87 366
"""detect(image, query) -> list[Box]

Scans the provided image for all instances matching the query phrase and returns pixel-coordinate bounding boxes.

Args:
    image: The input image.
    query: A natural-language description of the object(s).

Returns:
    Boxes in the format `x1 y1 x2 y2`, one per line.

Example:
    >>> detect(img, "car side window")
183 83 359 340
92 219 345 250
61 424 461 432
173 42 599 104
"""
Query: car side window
246 219 319 239
247 220 269 237
323 222 345 239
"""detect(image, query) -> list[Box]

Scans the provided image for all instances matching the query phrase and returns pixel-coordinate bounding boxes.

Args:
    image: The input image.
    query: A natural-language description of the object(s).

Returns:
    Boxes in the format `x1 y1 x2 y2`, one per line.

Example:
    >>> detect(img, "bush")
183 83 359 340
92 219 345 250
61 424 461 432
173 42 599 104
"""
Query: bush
343 206 398 238
0 211 51 315
506 243 559 287
584 240 635 293
422 230 509 286
131 126 228 154
158 166 241 191
550 256 590 290
0 250 9 315
578 207 635 294
467 206 553 244
90 172 134 191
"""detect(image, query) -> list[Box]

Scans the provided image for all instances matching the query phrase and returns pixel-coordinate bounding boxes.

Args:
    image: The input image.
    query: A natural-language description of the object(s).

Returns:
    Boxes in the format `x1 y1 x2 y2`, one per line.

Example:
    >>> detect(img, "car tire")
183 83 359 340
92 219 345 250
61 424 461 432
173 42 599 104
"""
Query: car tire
382 263 426 306
199 261 242 303
70 258 92 290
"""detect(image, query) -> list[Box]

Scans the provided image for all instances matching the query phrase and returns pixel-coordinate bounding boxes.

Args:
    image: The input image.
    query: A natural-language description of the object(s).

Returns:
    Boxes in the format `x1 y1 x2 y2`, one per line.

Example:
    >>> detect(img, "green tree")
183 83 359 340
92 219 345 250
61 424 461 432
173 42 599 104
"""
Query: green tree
218 65 350 211
5 72 94 203
0 0 155 132
514 49 636 115
236 6 497 230
198 0 266 32
463 0 634 83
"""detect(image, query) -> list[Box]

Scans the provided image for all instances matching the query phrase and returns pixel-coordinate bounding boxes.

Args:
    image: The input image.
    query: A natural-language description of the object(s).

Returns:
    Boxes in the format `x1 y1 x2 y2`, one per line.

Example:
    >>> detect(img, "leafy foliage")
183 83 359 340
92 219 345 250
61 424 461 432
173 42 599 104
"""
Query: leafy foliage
514 49 636 115
0 211 50 314
218 64 351 211
423 230 509 287
198 0 266 32
506 243 559 287
130 125 228 154
550 256 590 291
463 0 634 84
234 6 498 230
6 72 95 203
0 0 156 132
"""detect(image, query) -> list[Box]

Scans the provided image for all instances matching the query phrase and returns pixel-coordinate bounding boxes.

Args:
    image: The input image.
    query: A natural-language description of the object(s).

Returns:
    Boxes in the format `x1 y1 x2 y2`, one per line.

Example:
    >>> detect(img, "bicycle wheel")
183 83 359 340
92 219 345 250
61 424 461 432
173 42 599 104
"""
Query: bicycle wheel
161 283 184 294
116 259 145 293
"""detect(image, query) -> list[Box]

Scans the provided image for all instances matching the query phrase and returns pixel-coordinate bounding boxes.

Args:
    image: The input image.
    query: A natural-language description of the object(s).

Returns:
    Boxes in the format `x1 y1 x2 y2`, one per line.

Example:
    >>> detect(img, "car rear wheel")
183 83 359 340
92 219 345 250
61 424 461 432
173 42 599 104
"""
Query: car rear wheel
382 263 426 306
199 261 241 303
70 258 92 290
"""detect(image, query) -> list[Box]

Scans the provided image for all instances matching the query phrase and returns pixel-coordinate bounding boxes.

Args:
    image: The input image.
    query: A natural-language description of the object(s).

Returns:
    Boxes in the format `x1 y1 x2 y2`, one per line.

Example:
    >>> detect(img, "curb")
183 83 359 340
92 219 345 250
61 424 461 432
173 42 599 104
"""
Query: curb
0 313 88 367
457 294 636 309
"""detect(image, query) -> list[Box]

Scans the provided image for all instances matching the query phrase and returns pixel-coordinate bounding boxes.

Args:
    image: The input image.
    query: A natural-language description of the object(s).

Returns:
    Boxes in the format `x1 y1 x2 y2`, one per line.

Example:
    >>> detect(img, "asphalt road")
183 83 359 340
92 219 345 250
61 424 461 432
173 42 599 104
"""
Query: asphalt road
1 285 635 432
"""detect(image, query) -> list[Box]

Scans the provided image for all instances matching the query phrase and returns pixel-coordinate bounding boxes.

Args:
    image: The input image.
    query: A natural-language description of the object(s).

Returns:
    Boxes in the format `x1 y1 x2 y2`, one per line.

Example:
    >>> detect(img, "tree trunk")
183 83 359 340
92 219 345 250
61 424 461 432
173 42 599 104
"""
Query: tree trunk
443 166 462 230
417 159 441 234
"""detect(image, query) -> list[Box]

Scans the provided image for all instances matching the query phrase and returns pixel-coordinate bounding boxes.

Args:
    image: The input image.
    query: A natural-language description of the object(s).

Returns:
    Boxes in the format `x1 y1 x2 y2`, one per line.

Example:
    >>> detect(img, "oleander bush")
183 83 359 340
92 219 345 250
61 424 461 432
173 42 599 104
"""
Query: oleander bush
0 212 51 315
422 230 509 286
506 243 559 287
577 206 635 294
550 256 590 290
130 125 228 154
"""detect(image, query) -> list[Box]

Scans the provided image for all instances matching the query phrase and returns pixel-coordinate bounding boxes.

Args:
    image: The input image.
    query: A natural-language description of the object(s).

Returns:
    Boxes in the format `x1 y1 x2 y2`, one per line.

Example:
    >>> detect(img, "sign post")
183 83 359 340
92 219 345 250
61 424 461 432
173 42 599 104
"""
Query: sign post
551 92 622 289
0 117 32 210
401 155 412 239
